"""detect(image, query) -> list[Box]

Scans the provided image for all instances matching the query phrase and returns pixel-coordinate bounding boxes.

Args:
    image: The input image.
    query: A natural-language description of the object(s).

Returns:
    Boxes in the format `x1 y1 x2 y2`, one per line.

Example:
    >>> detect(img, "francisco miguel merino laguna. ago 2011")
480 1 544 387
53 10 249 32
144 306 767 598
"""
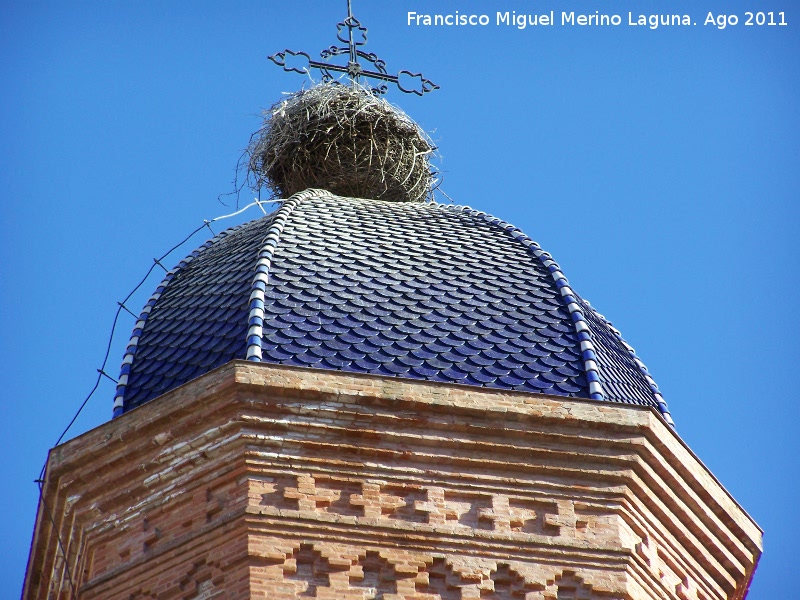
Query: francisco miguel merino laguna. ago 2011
407 10 788 30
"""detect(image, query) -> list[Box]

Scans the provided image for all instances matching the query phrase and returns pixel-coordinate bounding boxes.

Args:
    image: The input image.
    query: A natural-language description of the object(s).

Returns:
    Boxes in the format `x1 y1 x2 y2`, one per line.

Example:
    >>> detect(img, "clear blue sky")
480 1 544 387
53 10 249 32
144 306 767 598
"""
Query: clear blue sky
1 1 797 596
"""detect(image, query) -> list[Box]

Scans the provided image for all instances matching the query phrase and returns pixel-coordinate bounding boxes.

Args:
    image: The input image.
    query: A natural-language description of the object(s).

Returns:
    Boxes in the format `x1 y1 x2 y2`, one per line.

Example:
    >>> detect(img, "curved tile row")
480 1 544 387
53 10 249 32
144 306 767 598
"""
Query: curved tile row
581 302 674 426
121 215 276 411
440 204 606 402
247 195 587 398
246 188 332 362
113 231 236 417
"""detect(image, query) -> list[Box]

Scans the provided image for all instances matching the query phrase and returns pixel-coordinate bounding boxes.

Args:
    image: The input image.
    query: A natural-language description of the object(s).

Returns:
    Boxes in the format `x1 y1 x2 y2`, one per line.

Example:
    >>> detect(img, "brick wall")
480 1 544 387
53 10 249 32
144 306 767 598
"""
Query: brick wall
24 361 762 599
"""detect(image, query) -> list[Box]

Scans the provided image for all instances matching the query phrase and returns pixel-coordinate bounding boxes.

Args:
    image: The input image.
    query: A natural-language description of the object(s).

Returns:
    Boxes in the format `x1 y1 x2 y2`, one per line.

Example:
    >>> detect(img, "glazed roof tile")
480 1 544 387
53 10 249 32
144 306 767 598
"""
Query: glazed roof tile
116 190 673 426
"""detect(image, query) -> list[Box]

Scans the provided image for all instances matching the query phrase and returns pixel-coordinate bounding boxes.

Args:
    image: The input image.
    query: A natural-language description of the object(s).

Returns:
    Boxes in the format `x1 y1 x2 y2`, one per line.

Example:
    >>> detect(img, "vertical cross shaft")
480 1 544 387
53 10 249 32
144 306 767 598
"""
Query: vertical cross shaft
347 0 358 83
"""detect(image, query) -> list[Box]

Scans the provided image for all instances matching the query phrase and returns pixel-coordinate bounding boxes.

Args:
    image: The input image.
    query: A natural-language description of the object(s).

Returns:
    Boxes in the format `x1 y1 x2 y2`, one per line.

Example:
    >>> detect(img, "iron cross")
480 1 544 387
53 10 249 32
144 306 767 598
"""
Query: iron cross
269 1 438 96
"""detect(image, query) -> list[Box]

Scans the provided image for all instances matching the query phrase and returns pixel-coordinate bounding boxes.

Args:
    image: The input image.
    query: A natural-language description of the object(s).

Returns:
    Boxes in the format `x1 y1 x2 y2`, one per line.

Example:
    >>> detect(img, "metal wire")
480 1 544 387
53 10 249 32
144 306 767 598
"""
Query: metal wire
32 198 275 593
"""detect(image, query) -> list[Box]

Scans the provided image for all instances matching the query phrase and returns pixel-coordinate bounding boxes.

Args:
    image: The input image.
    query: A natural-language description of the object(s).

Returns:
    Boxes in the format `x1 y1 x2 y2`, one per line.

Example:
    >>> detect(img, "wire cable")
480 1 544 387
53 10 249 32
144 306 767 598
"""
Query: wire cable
44 198 275 454
32 199 276 593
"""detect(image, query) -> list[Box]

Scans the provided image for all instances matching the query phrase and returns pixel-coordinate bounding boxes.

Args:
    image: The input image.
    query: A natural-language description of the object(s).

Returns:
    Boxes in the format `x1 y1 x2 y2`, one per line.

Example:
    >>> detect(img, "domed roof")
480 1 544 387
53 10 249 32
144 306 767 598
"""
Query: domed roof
114 188 673 426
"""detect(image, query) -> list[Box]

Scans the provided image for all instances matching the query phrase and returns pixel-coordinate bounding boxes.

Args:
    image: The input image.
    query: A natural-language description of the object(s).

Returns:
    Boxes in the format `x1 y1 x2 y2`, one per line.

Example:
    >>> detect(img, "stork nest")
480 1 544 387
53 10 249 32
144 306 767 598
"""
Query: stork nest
247 82 436 202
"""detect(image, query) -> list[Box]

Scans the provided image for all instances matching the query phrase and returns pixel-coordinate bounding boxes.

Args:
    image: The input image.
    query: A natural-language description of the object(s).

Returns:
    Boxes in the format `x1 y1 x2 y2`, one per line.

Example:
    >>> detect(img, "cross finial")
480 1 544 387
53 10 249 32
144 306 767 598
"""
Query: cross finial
269 1 438 96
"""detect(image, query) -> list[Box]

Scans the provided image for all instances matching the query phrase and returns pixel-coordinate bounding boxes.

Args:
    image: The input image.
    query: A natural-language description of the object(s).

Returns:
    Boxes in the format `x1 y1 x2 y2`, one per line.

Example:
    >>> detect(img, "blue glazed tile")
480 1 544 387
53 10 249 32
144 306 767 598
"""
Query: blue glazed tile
464 338 494 352
320 319 350 333
438 350 468 364
419 298 448 310
321 355 352 369
556 348 581 361
280 340 312 356
540 370 568 384
392 322 423 335
337 347 366 361
506 336 535 351
319 338 352 352
308 345 338 359
447 328 478 343
512 365 543 380
363 319 394 332
434 305 465 319
410 347 437 360
351 354 382 370
556 364 584 378
392 338 421 351
481 347 510 361
483 364 511 378
307 329 336 342
347 324 379 339
277 326 307 340
380 343 410 358
422 340 452 354
452 360 482 374
293 320 323 333
522 376 553 390
450 344 481 358
335 314 369 329
466 371 497 385
396 354 425 368
539 354 567 369
365 335 398 348
495 342 525 355
430 321 466 335
497 356 526 370
498 374 526 387
441 366 470 381
554 380 584 394
463 322 493 336
291 351 323 366
263 346 295 362
424 356 456 370
371 363 401 377
363 304 392 317
380 361 412 375
263 330 297 346
540 340 569 353
481 331 512 345
338 331 367 345
518 381 554 394
463 354 495 368
418 312 448 324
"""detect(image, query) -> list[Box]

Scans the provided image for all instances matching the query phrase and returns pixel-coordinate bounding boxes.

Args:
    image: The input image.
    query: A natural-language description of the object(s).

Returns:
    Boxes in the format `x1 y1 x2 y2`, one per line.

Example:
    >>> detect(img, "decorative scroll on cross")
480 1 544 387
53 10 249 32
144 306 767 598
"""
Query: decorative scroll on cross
269 1 438 96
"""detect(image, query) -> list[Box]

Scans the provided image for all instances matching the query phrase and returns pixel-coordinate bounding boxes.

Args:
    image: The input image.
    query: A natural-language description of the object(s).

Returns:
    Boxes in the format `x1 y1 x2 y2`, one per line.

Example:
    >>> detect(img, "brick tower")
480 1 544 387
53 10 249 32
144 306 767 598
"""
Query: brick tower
24 7 761 599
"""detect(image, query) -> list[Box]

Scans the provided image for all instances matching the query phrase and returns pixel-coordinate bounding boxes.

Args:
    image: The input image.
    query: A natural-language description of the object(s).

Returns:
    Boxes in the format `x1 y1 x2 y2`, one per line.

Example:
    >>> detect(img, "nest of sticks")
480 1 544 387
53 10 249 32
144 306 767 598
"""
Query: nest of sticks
247 82 436 202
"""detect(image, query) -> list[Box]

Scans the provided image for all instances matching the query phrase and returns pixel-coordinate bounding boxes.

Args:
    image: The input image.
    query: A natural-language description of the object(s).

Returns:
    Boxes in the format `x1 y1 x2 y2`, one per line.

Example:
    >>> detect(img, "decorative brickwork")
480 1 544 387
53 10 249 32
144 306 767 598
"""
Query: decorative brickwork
25 362 761 599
